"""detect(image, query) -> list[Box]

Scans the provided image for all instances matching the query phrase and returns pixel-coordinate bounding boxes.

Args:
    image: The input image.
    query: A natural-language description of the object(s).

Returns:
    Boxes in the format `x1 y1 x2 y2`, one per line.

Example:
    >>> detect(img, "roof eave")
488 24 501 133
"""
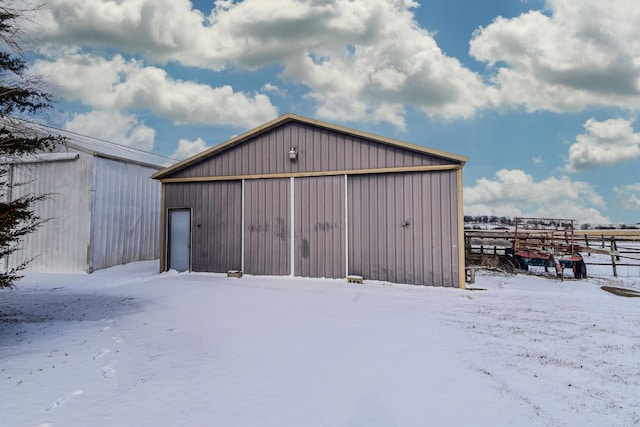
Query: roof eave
152 114 295 179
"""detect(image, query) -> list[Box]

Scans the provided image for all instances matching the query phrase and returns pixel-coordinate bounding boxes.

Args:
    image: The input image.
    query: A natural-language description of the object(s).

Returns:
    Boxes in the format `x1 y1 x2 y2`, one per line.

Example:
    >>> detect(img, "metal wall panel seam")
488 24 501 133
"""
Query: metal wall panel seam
290 176 295 276
87 155 97 272
159 183 166 272
241 179 245 272
457 168 466 289
344 174 349 277
189 207 193 271
97 160 105 271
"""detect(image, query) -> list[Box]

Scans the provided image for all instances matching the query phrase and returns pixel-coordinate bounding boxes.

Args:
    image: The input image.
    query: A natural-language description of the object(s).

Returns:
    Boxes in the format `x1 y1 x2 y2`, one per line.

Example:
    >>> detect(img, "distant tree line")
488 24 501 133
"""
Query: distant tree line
464 215 514 226
464 216 639 230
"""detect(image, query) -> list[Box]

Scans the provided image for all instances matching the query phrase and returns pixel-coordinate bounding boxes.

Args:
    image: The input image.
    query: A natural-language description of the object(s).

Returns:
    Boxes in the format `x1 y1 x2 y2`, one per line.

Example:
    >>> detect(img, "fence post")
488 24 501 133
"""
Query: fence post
610 236 618 277
465 234 471 262
584 234 591 256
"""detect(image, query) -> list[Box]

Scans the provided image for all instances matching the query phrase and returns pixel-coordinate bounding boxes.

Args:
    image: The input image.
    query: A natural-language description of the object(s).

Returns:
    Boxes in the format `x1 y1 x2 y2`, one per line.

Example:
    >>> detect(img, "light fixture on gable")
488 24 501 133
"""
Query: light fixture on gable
288 147 298 161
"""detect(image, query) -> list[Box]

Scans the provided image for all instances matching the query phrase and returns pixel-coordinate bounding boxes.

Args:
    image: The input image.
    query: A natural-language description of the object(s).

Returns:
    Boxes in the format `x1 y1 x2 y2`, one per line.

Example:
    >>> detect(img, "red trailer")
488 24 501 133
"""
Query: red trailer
504 217 587 279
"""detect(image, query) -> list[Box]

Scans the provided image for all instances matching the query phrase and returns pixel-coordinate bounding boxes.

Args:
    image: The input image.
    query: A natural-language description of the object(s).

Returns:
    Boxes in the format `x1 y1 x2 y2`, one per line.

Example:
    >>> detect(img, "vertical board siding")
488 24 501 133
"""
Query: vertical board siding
90 157 162 271
244 179 290 275
348 171 459 286
164 181 242 273
171 122 449 179
294 176 345 278
8 154 92 272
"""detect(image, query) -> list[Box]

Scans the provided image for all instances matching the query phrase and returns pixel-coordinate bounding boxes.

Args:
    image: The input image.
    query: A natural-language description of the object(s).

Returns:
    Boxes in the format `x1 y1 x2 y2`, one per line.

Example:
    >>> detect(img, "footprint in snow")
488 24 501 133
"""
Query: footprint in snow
46 390 83 411
112 336 124 344
101 365 116 379
98 326 110 333
92 349 111 360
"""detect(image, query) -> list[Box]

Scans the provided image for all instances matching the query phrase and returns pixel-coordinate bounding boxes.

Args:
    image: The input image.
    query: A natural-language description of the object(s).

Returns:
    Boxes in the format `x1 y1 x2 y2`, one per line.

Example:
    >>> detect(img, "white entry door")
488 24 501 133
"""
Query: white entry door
168 209 191 272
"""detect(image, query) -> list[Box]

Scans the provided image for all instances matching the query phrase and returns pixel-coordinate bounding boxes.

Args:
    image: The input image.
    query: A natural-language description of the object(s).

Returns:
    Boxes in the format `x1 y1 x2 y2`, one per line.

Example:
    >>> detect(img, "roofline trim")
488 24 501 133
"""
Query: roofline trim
156 164 462 183
61 141 167 169
93 153 164 170
152 113 468 180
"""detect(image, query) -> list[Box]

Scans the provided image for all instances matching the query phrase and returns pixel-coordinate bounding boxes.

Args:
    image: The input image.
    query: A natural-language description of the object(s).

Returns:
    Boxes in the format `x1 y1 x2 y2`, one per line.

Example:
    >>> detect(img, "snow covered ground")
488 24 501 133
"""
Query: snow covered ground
1 259 639 427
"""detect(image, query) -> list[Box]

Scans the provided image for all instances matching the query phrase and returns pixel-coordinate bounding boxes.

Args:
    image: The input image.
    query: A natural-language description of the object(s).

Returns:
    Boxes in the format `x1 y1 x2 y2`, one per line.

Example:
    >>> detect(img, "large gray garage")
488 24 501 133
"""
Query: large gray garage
152 113 467 288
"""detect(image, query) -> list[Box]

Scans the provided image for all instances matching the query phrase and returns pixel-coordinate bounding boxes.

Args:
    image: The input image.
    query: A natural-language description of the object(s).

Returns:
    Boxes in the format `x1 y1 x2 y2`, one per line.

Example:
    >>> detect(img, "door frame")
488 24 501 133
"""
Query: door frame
167 208 192 272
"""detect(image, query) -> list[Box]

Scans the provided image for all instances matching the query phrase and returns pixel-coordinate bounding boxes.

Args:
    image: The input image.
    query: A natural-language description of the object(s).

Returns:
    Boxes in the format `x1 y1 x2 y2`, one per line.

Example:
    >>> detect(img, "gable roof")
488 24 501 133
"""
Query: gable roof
22 121 174 169
63 132 174 169
152 113 467 180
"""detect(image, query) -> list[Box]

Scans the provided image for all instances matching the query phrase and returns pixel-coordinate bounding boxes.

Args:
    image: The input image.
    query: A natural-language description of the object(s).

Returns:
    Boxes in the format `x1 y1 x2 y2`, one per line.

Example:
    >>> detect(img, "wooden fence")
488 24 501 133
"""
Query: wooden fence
465 229 640 276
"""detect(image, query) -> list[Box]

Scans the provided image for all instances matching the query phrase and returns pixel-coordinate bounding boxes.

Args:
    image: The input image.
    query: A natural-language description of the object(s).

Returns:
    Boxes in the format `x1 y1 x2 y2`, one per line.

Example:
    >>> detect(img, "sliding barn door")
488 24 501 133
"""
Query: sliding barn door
244 179 290 275
294 176 345 278
348 171 459 287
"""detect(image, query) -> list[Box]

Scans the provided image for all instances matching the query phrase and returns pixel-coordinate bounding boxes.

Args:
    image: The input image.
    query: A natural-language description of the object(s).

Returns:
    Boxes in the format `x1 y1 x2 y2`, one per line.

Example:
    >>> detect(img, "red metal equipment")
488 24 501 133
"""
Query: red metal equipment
504 217 587 279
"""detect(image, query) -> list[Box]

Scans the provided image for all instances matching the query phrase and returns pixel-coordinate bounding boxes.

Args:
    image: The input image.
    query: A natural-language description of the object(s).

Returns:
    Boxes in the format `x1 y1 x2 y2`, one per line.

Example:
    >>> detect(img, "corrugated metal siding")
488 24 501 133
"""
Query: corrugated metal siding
294 176 345 278
156 118 463 286
164 181 242 273
170 122 448 179
90 157 161 272
244 179 290 275
7 153 92 272
348 171 459 286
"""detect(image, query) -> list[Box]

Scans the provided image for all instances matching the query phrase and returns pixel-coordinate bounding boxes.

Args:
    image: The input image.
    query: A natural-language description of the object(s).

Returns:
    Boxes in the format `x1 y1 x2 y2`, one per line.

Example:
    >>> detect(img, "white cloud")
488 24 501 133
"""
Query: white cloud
470 0 640 113
28 0 491 127
614 183 640 210
278 1 490 125
564 118 640 172
262 83 286 97
64 110 155 151
32 52 278 128
27 0 224 68
172 138 210 160
24 0 640 124
464 169 610 224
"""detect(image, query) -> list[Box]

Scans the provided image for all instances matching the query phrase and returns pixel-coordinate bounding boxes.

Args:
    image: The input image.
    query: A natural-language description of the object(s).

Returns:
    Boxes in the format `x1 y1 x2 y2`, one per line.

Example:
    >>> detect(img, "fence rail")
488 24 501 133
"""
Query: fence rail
465 229 640 276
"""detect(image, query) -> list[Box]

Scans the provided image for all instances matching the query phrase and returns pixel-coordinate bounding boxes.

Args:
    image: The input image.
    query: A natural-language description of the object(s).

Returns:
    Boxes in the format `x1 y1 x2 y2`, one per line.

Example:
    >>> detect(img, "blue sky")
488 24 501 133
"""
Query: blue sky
16 0 640 224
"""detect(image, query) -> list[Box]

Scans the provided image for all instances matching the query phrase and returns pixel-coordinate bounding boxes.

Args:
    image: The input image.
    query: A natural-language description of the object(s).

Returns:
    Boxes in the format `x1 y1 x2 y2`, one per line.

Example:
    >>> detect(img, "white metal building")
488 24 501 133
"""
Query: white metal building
5 129 172 273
